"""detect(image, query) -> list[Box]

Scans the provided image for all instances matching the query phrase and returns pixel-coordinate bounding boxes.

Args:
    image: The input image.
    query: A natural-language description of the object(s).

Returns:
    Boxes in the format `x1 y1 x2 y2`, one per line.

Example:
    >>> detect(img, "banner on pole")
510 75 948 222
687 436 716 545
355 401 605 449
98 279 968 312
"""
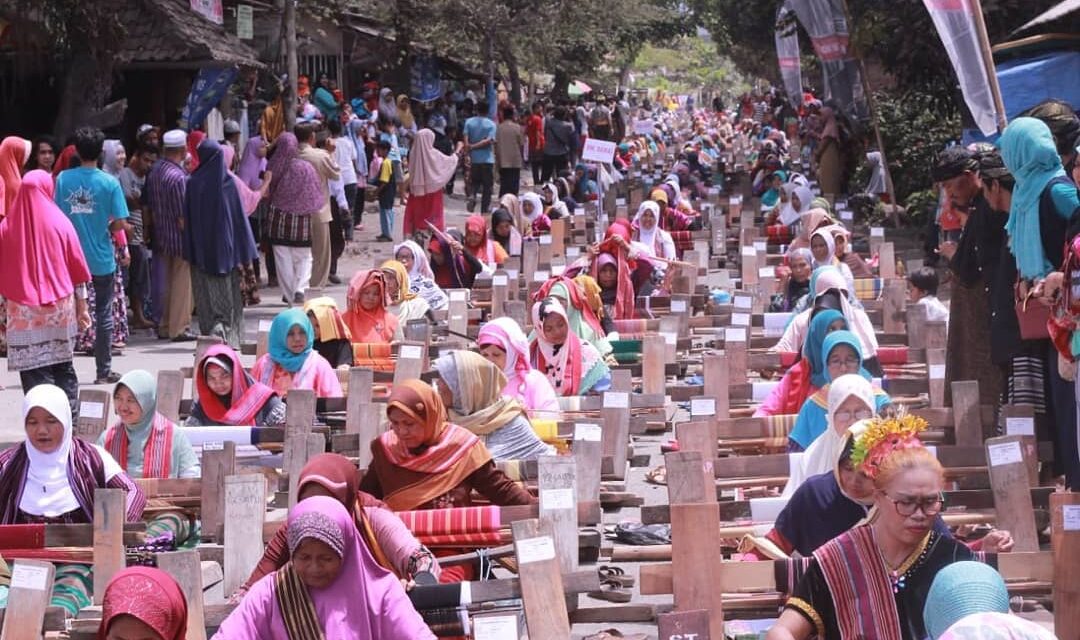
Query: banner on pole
775 1 804 105
788 0 868 119
923 0 999 135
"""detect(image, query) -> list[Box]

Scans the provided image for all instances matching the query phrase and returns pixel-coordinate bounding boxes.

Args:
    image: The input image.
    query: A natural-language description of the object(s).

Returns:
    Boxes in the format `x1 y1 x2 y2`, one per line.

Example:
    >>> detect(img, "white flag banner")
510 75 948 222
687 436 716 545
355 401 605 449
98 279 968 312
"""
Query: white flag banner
923 0 999 135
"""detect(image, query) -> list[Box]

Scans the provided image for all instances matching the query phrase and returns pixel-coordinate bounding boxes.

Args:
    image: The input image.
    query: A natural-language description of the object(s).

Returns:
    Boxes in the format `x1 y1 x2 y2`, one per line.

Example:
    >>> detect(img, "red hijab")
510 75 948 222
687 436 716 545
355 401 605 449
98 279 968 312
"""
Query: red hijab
465 214 507 266
52 145 78 180
98 567 187 640
0 136 30 216
0 170 91 306
343 269 398 343
186 131 206 172
592 219 636 319
195 345 276 425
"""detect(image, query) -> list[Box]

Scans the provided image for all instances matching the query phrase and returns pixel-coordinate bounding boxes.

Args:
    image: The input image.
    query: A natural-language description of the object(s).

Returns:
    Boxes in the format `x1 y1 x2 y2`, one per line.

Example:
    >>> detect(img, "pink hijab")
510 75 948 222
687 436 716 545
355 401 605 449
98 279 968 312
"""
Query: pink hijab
478 317 532 377
222 144 263 215
407 129 458 196
216 496 434 639
0 170 91 306
0 136 31 217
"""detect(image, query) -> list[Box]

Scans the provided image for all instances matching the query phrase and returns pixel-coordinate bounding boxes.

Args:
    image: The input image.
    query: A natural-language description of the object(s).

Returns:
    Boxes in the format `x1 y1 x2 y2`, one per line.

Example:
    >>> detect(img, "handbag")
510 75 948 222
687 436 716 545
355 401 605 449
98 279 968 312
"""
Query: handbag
1015 279 1051 341
266 206 311 247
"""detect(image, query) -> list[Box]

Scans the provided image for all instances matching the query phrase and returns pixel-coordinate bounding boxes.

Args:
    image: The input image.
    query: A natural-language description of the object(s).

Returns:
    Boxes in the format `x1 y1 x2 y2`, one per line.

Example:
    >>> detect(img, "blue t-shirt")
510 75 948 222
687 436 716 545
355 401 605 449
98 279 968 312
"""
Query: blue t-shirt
463 116 497 164
56 167 130 276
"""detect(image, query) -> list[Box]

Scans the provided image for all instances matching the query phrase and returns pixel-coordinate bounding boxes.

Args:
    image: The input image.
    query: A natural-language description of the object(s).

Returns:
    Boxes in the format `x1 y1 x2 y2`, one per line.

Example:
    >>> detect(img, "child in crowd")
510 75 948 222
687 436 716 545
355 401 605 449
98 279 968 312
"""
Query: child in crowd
374 139 396 242
907 266 949 325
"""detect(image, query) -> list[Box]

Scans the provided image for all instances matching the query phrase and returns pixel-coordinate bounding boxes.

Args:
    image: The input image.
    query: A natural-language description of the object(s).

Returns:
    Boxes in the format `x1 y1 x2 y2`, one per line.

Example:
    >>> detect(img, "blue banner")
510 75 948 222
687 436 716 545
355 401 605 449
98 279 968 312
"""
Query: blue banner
179 66 238 131
410 56 443 104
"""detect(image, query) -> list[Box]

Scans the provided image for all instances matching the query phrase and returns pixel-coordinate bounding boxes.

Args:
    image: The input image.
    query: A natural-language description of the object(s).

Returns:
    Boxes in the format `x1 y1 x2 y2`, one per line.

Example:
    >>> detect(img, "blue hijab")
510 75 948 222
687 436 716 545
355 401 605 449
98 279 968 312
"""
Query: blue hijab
269 308 314 373
821 330 871 382
182 139 258 275
805 310 847 388
1000 117 1066 279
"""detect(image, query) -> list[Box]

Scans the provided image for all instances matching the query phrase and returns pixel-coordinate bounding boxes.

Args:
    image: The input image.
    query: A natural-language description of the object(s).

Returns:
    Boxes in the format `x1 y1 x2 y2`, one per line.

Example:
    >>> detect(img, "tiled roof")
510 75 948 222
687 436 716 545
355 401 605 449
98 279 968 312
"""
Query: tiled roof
113 0 264 68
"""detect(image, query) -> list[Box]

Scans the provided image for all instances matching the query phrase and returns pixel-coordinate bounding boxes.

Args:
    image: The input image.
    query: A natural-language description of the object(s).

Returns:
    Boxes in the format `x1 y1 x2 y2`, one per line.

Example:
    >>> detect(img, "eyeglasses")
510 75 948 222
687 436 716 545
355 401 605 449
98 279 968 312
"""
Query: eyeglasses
833 408 873 423
884 492 945 517
828 356 861 369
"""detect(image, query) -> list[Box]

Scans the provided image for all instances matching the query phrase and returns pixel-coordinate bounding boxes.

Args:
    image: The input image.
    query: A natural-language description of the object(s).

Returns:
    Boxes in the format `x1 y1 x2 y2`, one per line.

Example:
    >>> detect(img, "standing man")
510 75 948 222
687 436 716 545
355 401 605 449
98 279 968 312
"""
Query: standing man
117 142 158 330
296 123 340 290
463 100 497 213
145 129 196 343
495 104 525 197
327 119 357 284
55 127 130 384
525 102 545 186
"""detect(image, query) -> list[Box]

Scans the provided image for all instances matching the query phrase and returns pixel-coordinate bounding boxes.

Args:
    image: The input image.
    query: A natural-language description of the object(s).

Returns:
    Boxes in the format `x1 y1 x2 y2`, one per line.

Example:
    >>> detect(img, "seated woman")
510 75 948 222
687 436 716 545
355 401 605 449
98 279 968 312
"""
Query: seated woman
381 259 432 337
766 419 986 640
650 188 695 257
187 345 285 427
241 453 439 597
827 224 873 278
755 309 846 418
393 240 449 311
428 230 484 289
533 275 612 354
631 201 677 296
215 496 435 639
490 206 523 256
99 370 200 478
924 562 1051 640
434 351 555 461
304 297 354 369
572 163 598 202
253 309 343 399
0 385 146 616
519 192 552 234
99 567 188 640
787 205 834 251
529 298 611 396
477 317 561 419
358 380 534 511
768 248 813 313
541 181 570 219
789 331 891 452
810 226 856 291
462 215 507 273
343 270 398 372
572 218 637 320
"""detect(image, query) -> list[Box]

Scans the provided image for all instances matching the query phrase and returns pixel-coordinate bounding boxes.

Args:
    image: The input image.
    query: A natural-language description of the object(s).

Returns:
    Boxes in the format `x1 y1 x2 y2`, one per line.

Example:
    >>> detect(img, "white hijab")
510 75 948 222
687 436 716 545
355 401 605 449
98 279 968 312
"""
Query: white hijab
782 375 875 498
395 240 435 280
633 201 661 250
21 385 122 517
520 193 544 223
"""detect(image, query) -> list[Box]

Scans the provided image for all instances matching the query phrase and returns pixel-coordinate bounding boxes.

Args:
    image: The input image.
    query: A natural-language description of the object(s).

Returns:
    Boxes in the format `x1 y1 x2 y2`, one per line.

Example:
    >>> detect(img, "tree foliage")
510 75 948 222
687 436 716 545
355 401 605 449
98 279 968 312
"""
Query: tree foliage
632 37 750 96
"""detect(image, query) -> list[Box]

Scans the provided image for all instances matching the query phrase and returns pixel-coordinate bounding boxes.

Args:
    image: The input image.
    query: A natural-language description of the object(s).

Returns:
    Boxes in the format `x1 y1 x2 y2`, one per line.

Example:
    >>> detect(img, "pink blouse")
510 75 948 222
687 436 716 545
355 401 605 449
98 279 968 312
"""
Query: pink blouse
252 352 343 399
504 369 561 418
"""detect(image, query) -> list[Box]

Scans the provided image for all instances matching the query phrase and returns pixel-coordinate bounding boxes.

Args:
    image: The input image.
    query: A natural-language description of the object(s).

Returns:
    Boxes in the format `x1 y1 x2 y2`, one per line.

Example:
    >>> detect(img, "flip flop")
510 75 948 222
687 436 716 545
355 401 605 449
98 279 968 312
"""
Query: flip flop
645 465 667 486
587 579 632 603
598 565 635 588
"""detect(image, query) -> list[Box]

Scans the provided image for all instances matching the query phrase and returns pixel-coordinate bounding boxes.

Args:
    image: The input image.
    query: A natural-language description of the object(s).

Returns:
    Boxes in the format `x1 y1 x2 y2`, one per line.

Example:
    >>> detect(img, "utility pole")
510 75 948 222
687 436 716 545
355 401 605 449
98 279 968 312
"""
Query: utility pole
283 0 298 130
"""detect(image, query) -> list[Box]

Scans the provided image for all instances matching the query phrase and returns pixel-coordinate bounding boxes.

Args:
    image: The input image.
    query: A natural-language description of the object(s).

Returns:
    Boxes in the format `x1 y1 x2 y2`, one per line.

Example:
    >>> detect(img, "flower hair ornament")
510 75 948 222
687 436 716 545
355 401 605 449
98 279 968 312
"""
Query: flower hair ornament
850 409 929 479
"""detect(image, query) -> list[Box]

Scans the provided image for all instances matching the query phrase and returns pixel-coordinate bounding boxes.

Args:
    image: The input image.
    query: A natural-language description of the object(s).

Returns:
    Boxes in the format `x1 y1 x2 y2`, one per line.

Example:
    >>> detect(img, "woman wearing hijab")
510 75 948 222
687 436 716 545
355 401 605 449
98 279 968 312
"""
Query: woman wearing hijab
434 351 555 461
98 370 199 479
358 379 534 512
788 206 834 251
529 298 611 396
394 240 449 311
186 345 285 427
789 331 891 452
519 192 552 235
0 136 31 217
215 496 435 639
463 214 508 271
396 94 418 151
237 136 272 285
533 276 611 354
809 226 855 286
240 454 439 597
586 219 637 320
403 128 457 234
924 563 1054 640
98 567 188 640
182 139 258 347
814 105 844 195
769 247 813 313
490 207 522 256
755 310 847 418
221 142 267 305
344 269 398 344
0 171 91 405
221 143 268 215
265 132 325 306
303 297 353 369
428 229 485 288
101 140 126 177
826 223 873 278
381 260 431 334
477 317 560 418
253 309 343 399
632 201 677 271
51 144 78 180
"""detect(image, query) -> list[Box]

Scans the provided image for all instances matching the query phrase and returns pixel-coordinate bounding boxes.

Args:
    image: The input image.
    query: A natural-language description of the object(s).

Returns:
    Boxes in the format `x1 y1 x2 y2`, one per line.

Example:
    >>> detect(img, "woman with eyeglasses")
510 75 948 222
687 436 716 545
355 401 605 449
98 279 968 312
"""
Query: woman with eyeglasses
766 415 1009 640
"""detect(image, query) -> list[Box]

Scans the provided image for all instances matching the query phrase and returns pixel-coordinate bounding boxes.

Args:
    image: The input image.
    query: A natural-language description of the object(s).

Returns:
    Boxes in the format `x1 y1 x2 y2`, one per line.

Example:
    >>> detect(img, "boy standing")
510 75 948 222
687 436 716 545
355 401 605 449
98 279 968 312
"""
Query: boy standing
375 140 396 241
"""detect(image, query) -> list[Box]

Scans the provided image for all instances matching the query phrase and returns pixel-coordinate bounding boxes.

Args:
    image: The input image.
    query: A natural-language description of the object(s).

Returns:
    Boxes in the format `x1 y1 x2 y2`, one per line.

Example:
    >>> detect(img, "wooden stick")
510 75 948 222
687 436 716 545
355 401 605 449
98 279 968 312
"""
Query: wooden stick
92 489 126 604
0 560 55 640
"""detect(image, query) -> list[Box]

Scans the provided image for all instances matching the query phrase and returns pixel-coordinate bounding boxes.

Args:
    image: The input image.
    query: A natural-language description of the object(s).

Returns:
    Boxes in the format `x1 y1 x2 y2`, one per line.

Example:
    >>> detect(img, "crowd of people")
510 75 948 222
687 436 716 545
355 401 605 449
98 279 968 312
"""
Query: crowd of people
0 72 1076 638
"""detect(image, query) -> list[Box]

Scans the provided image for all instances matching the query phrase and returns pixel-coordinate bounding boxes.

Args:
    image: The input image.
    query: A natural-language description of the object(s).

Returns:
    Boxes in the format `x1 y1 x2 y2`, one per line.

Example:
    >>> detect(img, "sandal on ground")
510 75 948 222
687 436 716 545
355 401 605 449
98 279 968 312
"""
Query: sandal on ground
645 465 667 486
586 579 632 603
598 565 635 588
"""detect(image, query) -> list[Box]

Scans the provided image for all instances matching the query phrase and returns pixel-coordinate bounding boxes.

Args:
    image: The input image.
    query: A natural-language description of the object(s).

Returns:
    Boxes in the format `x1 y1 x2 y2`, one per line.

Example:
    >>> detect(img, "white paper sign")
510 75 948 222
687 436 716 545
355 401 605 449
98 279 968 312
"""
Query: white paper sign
988 441 1024 467
80 401 104 420
203 441 224 451
929 364 946 380
566 247 581 258
725 327 746 343
533 270 549 282
615 198 626 207
691 397 716 416
516 536 556 564
1006 416 1036 437
763 313 788 338
541 487 575 510
633 119 655 135
551 265 565 277
840 209 854 221
871 227 885 238
759 266 776 279
741 246 756 257
754 240 767 252
662 332 677 346
731 195 743 205
493 275 508 287
671 300 688 313
11 563 49 591
604 392 629 409
581 138 617 163
732 312 750 327
449 290 468 302
752 382 779 403
539 234 552 245
1063 505 1080 531
574 423 602 442
400 345 423 360
473 615 519 640
574 207 585 216
258 319 273 332
734 295 753 310
507 268 519 279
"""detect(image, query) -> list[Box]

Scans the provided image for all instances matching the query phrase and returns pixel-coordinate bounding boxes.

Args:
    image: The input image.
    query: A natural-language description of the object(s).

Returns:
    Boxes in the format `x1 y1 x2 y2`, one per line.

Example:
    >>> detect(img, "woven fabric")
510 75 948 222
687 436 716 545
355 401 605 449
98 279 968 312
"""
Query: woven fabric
669 229 694 253
767 224 794 244
274 563 326 640
852 278 883 301
351 343 394 371
876 347 909 366
0 524 46 549
397 506 501 537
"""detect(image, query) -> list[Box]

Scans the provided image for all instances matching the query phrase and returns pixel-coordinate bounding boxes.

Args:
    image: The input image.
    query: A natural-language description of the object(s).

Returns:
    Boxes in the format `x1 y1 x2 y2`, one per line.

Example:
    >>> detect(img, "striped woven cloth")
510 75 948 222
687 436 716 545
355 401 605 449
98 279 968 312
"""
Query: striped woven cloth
397 506 504 547
670 230 694 253
876 347 908 365
764 415 798 450
352 343 395 371
852 278 883 301
766 224 793 245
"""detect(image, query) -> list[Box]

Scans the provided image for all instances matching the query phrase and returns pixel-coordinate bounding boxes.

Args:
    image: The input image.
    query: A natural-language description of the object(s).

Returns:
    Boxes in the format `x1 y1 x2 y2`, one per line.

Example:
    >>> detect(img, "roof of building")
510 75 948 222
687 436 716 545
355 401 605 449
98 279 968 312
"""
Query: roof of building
113 0 264 69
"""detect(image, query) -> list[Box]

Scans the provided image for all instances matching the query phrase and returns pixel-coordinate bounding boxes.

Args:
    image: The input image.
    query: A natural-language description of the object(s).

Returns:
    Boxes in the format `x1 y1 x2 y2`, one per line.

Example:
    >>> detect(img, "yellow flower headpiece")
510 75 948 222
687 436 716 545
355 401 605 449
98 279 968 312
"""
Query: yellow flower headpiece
850 409 929 478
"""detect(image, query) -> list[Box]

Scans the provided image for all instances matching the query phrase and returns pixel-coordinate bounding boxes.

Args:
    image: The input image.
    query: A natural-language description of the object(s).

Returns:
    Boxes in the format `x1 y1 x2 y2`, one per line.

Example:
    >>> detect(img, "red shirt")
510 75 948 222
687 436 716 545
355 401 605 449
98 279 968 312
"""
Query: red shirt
526 114 545 152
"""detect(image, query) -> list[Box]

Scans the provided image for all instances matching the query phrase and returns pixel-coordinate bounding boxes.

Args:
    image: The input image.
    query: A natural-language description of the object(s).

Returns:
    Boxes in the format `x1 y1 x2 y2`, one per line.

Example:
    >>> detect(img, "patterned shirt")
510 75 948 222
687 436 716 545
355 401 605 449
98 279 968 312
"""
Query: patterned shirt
145 158 188 257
